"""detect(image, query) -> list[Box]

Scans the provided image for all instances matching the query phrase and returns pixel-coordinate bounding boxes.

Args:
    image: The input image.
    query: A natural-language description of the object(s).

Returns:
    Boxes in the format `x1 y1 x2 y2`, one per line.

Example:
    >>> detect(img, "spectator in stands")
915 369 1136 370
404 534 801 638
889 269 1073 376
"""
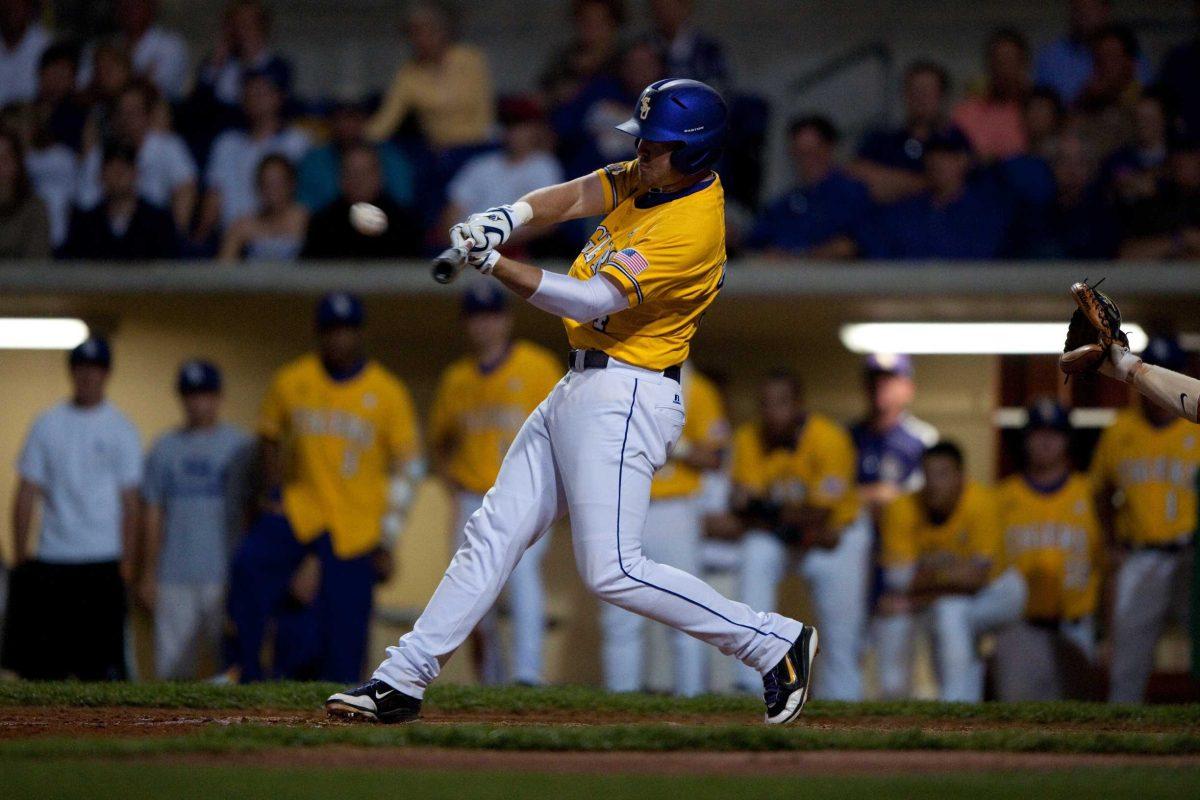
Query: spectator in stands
2 103 77 249
196 70 310 242
0 0 50 108
745 116 868 258
951 29 1031 161
0 125 50 258
195 0 292 109
219 153 307 262
297 99 414 213
60 143 178 260
856 128 1010 260
1156 0 1200 140
78 80 197 232
365 2 494 156
1102 92 1168 211
1118 131 1200 260
140 360 253 680
1075 24 1141 162
1012 131 1116 259
112 0 190 102
78 41 133 149
553 37 663 177
649 0 730 92
34 41 88 153
228 293 421 682
2 336 141 680
850 61 951 203
1025 87 1066 159
540 0 625 108
301 143 421 260
1033 0 1148 105
442 97 563 254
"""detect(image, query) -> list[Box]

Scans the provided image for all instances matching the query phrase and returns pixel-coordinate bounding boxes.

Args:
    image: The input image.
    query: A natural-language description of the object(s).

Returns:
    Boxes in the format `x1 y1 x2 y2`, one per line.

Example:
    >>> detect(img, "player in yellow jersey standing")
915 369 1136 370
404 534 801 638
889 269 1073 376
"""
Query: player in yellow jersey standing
729 372 869 700
601 364 730 696
328 79 817 725
228 293 422 682
1089 336 1199 703
875 442 1026 701
993 400 1104 701
428 283 561 686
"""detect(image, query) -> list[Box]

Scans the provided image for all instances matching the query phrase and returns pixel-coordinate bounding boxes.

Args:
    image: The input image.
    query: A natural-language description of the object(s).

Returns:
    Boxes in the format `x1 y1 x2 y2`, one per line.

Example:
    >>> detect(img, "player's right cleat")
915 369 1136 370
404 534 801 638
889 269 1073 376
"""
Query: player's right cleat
325 678 421 724
762 624 819 725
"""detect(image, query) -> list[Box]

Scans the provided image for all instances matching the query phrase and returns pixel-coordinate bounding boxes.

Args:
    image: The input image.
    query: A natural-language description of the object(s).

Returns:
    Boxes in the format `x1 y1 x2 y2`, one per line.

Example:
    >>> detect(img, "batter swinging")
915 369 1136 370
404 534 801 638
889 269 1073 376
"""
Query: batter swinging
326 79 817 725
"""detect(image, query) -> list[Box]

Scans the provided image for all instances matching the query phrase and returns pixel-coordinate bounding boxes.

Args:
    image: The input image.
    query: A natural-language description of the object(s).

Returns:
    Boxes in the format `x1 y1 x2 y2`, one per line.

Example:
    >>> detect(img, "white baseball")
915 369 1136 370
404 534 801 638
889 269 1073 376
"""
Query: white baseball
349 202 388 236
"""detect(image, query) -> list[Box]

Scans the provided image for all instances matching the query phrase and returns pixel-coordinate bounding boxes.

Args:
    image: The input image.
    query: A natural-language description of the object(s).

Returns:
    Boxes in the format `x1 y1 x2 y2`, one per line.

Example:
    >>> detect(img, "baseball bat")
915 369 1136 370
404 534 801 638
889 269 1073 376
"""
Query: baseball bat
431 244 470 284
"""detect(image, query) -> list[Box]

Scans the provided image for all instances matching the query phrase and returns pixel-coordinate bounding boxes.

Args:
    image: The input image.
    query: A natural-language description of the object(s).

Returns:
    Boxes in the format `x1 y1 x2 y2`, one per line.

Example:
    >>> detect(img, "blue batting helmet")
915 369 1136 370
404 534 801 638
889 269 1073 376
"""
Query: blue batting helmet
615 79 727 174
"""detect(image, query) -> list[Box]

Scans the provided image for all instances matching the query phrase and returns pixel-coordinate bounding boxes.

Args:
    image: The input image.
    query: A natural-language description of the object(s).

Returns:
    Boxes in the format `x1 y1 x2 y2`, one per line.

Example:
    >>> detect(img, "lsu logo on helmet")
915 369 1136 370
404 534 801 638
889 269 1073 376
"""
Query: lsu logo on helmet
640 93 652 120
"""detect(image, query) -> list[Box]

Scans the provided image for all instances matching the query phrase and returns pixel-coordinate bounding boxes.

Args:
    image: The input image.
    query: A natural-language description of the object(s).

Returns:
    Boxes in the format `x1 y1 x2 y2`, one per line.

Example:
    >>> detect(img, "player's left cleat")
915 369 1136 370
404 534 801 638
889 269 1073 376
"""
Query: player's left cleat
325 678 421 724
762 624 819 725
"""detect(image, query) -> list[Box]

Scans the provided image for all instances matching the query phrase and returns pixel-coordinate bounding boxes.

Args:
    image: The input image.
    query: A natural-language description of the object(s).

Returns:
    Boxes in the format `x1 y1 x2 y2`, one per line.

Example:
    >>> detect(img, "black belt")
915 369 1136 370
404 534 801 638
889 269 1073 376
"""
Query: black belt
1128 540 1191 554
567 349 681 383
1026 616 1085 630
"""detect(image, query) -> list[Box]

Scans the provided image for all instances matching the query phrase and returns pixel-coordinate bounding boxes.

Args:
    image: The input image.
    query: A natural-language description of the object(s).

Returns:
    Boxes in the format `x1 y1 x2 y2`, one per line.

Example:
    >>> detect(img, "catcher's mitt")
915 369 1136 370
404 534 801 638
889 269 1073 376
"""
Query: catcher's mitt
1060 281 1129 375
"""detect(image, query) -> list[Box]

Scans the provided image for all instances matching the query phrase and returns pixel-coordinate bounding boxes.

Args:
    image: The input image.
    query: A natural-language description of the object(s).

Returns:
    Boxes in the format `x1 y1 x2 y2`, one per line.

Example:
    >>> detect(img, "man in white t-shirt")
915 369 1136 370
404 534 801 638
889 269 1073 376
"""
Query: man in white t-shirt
0 0 49 108
1 336 142 681
197 70 309 237
77 0 191 102
77 81 198 231
442 97 563 252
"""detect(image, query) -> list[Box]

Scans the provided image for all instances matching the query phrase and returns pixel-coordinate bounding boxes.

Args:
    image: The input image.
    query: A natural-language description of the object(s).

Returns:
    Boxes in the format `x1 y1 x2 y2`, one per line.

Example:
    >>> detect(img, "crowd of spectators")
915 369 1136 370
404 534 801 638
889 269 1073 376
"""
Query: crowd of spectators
1 0 1200 264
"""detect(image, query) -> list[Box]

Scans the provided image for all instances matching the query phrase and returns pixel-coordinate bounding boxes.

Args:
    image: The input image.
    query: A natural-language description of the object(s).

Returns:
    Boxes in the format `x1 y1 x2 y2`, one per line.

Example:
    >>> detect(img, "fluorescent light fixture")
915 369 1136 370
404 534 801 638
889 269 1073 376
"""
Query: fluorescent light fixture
840 322 1147 355
0 318 89 350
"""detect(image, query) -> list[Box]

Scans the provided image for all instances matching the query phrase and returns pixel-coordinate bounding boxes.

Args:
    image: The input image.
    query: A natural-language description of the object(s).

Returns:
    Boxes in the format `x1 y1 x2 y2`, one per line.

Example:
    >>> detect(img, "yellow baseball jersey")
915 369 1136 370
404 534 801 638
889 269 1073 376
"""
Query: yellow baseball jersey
1090 409 1200 546
259 354 420 558
429 340 562 495
879 481 1000 572
651 369 730 500
730 415 860 532
563 160 727 371
998 473 1103 621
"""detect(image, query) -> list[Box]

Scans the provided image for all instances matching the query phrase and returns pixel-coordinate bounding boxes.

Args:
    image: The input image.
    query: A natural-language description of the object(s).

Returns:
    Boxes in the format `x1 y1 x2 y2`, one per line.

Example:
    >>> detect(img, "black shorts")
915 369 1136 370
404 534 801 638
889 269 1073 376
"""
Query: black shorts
0 560 127 680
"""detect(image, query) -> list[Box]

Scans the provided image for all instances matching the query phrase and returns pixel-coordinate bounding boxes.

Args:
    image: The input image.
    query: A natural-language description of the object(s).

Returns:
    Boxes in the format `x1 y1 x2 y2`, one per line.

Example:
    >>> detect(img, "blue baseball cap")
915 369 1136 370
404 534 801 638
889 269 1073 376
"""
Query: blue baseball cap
177 359 222 394
1140 335 1187 372
316 292 365 330
68 336 111 369
1025 397 1071 433
461 282 508 315
864 352 914 378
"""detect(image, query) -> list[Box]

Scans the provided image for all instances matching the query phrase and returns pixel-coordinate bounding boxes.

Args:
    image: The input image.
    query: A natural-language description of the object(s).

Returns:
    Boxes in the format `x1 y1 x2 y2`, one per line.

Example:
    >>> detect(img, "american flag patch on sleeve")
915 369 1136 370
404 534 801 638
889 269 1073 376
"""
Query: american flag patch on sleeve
609 248 649 276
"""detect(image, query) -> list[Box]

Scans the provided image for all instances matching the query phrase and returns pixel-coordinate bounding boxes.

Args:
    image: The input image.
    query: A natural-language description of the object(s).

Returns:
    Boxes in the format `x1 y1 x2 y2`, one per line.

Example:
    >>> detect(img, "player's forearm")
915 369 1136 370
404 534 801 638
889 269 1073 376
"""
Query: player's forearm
492 257 628 321
141 504 163 582
12 480 37 565
517 172 606 225
1126 362 1200 423
120 489 140 572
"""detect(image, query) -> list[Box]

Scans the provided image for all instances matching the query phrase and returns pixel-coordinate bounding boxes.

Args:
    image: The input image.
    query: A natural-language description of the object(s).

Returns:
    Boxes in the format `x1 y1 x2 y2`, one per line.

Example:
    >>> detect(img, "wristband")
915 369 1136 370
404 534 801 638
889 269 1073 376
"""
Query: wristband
511 200 534 227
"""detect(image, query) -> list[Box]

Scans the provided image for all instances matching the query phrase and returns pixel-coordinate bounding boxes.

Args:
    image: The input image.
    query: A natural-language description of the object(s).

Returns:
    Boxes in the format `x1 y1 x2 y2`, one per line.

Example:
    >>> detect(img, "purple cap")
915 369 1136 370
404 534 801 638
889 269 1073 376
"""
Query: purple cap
864 352 914 377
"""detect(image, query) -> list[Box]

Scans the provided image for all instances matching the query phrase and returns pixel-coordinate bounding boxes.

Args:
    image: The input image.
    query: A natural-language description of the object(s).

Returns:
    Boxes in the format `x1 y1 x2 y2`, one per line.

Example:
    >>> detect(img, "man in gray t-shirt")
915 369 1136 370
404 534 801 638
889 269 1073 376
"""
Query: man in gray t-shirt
140 359 252 680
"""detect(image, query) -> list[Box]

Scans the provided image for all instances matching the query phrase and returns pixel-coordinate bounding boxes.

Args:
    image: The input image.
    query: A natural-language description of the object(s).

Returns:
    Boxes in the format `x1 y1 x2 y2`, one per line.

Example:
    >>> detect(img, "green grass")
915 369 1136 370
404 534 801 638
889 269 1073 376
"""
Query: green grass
0 761 1198 800
2 681 1198 726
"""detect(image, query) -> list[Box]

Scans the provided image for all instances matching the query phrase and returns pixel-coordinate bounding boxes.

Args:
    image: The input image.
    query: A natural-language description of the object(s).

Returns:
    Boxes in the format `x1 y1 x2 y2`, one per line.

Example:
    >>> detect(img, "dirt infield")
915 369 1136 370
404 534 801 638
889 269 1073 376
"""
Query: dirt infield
3 704 1200 776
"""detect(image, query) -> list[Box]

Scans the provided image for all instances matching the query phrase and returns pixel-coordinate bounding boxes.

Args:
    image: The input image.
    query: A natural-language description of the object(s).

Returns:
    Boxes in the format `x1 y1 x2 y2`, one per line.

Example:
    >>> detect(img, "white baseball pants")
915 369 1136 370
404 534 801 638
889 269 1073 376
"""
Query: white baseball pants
1108 547 1192 703
154 582 225 680
454 491 551 686
600 494 707 696
374 362 802 697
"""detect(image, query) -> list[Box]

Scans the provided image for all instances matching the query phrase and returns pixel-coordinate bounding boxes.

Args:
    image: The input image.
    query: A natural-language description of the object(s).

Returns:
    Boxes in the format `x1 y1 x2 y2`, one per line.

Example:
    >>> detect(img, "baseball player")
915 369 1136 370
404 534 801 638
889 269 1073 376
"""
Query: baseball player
730 371 869 700
428 283 562 685
139 360 254 680
874 441 1027 701
328 79 818 725
601 363 729 696
227 292 422 682
993 399 1103 701
1085 335 1198 702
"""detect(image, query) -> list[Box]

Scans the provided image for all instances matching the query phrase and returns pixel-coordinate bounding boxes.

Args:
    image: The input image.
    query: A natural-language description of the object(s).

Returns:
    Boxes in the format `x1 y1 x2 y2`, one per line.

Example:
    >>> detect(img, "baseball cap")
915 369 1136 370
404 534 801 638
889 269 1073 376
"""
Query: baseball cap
1024 397 1071 433
1140 334 1187 372
316 292 365 330
177 359 222 394
864 352 914 378
461 282 508 316
924 127 972 155
68 336 111 369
